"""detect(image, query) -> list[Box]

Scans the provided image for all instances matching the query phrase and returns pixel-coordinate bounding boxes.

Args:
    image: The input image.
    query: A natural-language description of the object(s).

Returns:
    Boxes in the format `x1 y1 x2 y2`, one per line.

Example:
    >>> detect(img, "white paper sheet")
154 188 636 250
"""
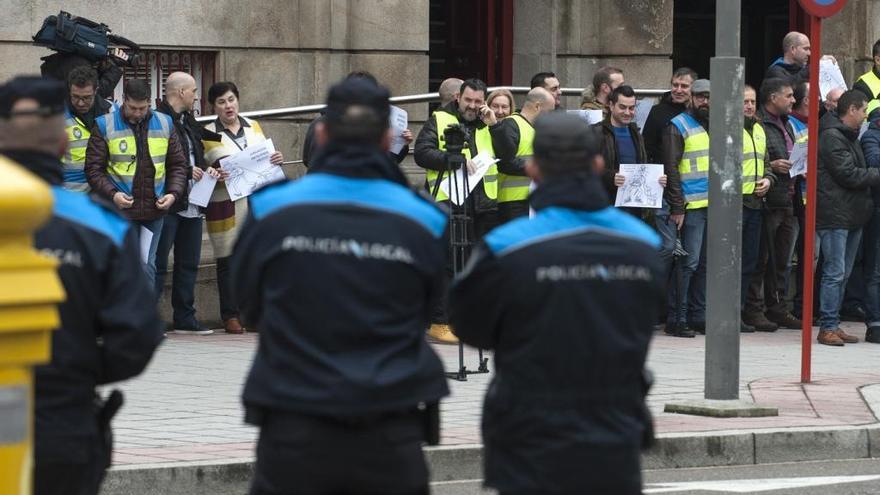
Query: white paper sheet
788 141 809 177
567 109 604 125
219 139 285 202
819 59 847 100
188 173 218 207
635 98 656 132
614 163 664 209
139 226 153 264
389 105 409 155
439 152 498 206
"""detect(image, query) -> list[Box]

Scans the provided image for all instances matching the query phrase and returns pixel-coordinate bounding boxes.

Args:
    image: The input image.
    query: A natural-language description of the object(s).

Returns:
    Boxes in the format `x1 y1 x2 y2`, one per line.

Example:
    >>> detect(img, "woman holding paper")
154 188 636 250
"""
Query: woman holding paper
202 81 284 334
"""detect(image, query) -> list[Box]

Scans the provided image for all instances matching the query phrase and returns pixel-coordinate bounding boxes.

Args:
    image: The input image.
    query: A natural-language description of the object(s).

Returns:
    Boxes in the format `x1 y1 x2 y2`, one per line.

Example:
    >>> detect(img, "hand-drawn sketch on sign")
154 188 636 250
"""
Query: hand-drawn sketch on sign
614 163 664 209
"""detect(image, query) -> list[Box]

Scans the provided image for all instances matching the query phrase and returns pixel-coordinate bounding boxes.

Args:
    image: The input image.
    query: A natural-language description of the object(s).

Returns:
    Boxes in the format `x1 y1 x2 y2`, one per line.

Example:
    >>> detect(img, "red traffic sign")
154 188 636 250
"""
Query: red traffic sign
797 0 847 17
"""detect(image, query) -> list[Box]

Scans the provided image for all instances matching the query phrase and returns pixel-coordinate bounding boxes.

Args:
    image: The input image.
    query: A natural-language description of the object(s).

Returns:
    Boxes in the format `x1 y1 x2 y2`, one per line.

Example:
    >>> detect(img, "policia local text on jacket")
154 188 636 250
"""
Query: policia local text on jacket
84 109 188 221
231 79 449 494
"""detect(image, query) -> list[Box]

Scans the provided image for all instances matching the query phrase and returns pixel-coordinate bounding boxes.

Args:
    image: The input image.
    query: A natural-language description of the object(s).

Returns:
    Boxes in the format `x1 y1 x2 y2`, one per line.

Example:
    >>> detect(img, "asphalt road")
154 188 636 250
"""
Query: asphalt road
430 458 880 494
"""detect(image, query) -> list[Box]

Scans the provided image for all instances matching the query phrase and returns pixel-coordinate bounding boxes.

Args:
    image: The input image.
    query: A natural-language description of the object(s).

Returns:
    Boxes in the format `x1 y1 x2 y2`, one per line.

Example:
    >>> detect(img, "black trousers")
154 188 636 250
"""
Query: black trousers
498 200 529 224
250 410 429 495
430 206 499 324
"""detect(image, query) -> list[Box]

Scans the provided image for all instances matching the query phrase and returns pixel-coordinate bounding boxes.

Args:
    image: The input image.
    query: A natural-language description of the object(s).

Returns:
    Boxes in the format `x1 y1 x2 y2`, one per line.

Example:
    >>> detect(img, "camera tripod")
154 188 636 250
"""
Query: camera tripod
431 124 490 382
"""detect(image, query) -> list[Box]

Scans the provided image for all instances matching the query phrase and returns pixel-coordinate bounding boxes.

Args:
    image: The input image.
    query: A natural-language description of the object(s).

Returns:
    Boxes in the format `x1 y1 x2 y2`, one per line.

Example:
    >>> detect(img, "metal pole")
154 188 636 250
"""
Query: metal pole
801 15 821 384
705 0 744 400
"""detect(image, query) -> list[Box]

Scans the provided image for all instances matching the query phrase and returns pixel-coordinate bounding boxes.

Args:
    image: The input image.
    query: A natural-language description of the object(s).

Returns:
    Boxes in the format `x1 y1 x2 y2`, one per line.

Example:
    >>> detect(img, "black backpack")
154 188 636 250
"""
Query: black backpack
33 11 139 65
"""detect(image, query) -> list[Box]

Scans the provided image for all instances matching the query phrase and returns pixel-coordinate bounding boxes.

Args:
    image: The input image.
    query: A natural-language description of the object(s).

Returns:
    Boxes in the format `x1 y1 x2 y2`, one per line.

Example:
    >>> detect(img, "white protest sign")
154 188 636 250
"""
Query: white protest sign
614 163 664 209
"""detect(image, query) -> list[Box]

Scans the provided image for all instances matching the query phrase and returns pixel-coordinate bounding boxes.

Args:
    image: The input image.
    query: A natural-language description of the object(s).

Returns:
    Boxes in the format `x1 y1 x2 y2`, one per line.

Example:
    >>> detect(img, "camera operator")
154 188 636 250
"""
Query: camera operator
41 48 128 101
414 78 501 344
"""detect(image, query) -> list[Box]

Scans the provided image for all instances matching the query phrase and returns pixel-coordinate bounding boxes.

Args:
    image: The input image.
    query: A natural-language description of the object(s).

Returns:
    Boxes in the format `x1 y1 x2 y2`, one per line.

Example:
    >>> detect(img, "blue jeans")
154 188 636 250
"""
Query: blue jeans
741 207 763 308
671 207 707 325
654 200 678 267
155 214 203 328
863 210 880 327
135 217 165 291
815 228 863 330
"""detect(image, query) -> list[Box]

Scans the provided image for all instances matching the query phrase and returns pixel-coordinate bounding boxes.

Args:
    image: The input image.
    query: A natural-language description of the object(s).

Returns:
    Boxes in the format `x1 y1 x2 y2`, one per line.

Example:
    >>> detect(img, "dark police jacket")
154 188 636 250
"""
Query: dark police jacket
449 174 664 494
5 151 164 463
232 142 450 419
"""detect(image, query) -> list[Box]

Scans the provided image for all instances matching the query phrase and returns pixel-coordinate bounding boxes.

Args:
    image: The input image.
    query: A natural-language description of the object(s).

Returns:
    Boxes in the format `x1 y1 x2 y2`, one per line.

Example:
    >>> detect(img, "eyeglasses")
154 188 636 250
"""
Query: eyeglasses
70 94 95 104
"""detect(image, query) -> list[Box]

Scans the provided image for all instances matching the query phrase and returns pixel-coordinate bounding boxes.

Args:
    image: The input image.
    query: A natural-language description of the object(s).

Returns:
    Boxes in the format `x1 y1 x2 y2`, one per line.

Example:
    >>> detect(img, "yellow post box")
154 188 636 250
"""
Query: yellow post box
0 155 65 494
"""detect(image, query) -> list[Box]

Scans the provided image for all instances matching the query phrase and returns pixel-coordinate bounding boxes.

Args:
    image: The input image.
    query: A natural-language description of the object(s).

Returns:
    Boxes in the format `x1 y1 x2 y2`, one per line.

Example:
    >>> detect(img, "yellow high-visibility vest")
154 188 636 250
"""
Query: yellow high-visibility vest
62 107 92 192
856 70 880 99
670 112 709 209
497 113 533 203
426 110 497 202
96 110 173 198
742 123 766 194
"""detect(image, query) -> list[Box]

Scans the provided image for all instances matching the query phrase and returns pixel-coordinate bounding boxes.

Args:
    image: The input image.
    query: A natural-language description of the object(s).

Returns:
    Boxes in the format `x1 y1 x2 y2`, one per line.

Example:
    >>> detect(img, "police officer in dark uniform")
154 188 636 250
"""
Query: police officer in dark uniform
449 113 664 495
0 76 163 495
230 77 450 495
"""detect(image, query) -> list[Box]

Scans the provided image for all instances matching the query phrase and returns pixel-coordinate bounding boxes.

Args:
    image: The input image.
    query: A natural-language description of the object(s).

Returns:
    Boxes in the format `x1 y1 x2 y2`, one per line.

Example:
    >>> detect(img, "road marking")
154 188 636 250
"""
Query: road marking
644 475 880 493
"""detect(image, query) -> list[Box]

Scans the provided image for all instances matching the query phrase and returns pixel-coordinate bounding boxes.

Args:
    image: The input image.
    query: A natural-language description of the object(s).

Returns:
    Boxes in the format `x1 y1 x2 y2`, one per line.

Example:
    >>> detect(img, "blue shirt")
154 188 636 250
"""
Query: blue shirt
613 126 637 164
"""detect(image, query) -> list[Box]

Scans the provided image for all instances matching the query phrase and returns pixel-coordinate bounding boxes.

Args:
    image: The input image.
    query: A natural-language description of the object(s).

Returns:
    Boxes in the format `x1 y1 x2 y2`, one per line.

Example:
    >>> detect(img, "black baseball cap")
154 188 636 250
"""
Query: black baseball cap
533 112 602 165
0 76 65 118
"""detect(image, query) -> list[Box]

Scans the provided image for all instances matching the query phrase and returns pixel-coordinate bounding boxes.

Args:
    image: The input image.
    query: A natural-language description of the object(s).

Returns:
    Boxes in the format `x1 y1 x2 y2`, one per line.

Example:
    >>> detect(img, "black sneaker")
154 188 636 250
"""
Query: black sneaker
665 323 696 338
689 320 706 334
740 321 756 333
170 323 213 336
866 326 880 344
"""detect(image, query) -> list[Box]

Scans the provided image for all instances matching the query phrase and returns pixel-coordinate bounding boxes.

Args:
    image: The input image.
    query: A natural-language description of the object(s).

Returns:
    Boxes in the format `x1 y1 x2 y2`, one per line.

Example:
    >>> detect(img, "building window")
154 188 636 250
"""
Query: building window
114 50 217 116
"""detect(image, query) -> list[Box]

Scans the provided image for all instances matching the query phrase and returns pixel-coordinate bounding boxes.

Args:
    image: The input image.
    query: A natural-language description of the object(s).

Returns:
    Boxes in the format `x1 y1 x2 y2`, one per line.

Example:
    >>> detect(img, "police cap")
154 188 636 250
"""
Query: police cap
533 112 602 167
0 76 65 118
324 77 390 143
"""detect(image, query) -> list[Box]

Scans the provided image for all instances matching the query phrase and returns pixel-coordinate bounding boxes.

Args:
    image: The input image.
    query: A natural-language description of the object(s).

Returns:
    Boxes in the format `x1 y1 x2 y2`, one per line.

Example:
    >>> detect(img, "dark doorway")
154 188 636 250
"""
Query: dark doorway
428 0 513 93
672 0 798 88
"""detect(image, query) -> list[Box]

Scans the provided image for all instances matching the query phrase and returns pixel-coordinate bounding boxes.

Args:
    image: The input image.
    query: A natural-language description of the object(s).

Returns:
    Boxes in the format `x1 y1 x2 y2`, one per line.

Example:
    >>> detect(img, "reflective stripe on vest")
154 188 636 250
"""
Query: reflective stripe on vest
97 111 172 197
671 112 709 209
62 107 92 192
498 113 534 203
742 123 766 195
857 70 880 99
426 110 498 202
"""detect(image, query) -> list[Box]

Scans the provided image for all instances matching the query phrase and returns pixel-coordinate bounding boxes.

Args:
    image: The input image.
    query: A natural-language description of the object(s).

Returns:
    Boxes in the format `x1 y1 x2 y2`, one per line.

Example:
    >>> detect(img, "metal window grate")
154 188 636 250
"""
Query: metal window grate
114 49 217 116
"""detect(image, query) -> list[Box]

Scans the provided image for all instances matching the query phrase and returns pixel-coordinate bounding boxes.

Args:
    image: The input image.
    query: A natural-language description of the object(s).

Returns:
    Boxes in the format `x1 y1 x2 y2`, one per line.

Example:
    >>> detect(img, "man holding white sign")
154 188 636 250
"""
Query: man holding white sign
595 85 667 217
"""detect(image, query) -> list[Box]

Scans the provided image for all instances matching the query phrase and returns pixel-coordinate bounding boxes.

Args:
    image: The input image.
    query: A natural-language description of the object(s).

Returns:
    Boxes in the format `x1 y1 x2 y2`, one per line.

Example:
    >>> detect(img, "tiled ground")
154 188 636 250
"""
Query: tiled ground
106 321 880 466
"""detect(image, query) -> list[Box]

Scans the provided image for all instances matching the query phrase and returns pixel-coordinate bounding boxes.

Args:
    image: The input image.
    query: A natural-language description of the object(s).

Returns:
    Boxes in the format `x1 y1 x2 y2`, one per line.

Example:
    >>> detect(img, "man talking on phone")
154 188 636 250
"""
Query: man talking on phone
414 78 501 344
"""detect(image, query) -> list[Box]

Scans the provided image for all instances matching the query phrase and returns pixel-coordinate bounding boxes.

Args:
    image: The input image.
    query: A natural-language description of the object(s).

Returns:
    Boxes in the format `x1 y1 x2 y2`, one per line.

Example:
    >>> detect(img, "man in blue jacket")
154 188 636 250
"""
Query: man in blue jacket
0 76 163 495
231 77 450 495
450 113 663 495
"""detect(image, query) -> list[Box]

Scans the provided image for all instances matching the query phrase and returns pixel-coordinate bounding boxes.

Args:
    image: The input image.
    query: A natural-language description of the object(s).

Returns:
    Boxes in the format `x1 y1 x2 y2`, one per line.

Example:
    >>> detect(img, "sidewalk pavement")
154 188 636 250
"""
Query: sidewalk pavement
104 321 880 469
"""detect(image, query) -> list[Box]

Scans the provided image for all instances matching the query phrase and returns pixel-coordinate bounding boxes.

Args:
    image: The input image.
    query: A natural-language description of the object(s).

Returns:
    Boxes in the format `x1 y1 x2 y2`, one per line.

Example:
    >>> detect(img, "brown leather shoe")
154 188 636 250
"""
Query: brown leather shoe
833 328 859 344
224 318 244 334
817 330 844 346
